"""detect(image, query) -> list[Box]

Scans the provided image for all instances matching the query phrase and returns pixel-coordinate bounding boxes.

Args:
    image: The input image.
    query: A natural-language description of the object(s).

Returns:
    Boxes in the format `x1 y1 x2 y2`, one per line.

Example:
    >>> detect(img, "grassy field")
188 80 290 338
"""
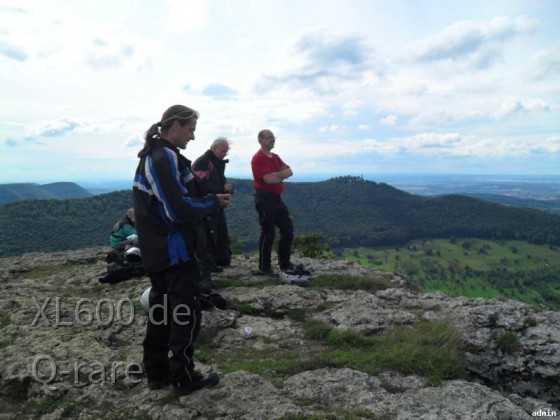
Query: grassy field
340 238 560 309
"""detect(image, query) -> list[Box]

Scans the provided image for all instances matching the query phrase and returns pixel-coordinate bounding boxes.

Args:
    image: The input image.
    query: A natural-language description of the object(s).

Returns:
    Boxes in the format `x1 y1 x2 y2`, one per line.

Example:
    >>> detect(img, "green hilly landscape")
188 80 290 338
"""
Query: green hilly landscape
342 238 560 310
0 182 91 204
1 176 559 309
1 176 560 256
464 193 560 215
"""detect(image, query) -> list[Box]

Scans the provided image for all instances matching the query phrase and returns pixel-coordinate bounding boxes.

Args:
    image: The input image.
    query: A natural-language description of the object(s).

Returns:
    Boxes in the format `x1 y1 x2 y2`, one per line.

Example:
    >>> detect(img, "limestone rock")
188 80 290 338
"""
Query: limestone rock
0 248 557 418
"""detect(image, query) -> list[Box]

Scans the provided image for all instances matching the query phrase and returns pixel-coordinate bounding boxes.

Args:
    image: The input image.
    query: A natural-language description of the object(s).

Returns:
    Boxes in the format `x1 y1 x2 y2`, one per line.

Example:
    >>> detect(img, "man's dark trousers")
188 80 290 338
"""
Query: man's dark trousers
254 190 294 271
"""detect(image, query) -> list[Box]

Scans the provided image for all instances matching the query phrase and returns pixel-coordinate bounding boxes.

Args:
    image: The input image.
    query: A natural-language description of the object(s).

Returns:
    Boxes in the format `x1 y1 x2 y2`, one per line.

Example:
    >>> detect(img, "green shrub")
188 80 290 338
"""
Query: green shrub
286 308 307 322
524 317 538 327
304 319 333 340
488 313 498 326
0 313 10 327
496 332 521 354
232 301 262 316
292 231 332 258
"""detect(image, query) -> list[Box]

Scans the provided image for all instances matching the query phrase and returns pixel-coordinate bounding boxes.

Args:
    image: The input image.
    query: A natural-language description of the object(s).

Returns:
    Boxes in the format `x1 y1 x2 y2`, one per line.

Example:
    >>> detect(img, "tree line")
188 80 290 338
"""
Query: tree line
1 176 560 257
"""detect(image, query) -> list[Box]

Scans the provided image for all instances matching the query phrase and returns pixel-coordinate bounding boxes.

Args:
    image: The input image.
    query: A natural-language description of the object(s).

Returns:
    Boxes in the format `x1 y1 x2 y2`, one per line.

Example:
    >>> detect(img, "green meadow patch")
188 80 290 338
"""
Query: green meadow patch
342 239 560 309
19 263 75 280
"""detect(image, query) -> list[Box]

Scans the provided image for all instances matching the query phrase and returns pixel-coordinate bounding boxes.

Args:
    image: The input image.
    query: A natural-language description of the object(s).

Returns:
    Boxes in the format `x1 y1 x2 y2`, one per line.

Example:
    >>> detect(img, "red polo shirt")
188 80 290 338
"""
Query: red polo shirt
251 150 288 195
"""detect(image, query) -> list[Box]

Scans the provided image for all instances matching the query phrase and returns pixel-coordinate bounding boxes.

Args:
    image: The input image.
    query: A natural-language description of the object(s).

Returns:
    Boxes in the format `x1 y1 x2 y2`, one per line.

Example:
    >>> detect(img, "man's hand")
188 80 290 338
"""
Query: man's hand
216 193 232 208
263 167 293 184
224 183 234 194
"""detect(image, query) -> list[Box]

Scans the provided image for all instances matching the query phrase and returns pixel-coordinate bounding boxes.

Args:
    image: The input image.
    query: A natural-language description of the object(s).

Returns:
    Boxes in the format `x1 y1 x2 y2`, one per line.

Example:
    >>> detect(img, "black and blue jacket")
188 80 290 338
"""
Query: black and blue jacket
132 138 219 273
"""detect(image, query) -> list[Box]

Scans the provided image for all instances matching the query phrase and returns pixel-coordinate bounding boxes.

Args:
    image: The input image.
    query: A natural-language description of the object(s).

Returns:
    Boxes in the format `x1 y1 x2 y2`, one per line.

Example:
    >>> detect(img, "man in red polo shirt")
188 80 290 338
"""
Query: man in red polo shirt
251 129 295 275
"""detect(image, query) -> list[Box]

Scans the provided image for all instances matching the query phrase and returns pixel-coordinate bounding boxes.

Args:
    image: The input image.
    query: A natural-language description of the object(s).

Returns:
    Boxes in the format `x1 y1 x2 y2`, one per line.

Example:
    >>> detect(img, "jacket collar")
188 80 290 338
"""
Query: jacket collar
204 149 229 165
158 137 178 153
158 137 192 166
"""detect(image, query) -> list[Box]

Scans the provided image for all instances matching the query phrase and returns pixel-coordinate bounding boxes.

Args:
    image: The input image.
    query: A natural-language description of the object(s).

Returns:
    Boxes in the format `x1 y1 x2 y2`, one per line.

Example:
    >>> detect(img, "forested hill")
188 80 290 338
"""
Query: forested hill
0 190 132 257
0 182 91 204
463 193 560 215
1 176 559 257
277 176 560 247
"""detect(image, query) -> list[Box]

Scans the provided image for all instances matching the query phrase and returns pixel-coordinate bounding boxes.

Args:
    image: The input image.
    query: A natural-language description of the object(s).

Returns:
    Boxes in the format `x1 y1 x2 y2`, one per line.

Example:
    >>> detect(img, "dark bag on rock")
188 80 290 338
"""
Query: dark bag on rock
99 242 146 284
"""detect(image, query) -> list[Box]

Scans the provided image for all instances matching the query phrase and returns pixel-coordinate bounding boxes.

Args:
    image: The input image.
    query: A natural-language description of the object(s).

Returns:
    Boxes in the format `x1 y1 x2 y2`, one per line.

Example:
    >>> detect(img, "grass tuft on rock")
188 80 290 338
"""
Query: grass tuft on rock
310 274 392 292
304 319 467 385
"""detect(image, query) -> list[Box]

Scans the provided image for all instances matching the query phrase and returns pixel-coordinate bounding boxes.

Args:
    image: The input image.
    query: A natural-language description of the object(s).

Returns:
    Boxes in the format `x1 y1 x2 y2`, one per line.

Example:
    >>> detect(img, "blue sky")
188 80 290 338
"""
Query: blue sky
1 0 559 184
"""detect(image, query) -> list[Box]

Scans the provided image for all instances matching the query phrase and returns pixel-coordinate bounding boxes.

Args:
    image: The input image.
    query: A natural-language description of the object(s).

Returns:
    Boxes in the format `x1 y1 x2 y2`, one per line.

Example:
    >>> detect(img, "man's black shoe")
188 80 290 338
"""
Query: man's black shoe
148 377 170 390
211 265 224 273
210 292 236 310
173 371 220 397
199 276 215 291
281 262 296 271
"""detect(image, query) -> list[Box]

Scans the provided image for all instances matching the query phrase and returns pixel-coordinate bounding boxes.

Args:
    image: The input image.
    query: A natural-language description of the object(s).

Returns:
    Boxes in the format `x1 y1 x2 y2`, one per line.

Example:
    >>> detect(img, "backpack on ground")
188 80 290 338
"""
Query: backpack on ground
99 241 146 284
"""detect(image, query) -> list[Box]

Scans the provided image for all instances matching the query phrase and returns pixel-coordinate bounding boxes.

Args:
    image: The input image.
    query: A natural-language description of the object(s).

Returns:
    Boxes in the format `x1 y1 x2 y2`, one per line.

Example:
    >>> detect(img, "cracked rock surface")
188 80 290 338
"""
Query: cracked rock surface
0 248 558 418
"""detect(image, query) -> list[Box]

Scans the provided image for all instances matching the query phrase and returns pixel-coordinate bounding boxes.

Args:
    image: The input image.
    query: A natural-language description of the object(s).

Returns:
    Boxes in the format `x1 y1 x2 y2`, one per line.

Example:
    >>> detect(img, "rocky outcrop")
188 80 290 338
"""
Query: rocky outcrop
0 247 558 418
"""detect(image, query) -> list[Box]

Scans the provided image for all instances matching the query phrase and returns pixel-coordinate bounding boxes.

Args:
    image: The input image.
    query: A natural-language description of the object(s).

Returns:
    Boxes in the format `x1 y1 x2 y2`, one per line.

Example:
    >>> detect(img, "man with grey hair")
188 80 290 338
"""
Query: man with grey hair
193 137 234 275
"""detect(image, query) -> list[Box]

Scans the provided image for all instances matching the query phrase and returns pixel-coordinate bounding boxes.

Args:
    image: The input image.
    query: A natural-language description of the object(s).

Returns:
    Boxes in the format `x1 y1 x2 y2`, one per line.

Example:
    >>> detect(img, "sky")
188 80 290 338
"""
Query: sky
1 0 559 185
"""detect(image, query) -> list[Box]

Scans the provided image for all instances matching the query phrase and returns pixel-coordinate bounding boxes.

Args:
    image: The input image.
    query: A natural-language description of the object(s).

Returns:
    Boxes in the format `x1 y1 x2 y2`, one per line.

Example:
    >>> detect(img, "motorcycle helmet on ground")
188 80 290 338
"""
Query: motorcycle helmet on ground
125 246 142 262
139 287 151 312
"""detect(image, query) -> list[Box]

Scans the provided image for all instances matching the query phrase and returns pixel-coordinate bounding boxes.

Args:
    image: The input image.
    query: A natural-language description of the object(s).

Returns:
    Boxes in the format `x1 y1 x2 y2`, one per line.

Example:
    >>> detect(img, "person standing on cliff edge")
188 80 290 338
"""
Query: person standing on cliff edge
133 104 231 396
250 129 295 275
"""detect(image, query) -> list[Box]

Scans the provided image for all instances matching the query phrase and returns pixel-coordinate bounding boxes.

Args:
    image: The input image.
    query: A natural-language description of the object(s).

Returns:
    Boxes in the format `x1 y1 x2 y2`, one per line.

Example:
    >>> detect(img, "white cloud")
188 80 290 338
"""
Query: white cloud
495 98 550 119
531 43 560 80
531 136 560 154
85 39 135 69
255 28 375 95
412 15 537 65
25 119 81 138
319 125 343 133
125 135 143 148
380 115 397 126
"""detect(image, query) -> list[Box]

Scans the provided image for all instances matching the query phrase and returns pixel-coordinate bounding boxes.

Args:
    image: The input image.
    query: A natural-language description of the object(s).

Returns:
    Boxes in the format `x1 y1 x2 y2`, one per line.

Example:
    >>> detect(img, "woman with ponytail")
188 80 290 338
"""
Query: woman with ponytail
138 105 200 158
132 104 231 396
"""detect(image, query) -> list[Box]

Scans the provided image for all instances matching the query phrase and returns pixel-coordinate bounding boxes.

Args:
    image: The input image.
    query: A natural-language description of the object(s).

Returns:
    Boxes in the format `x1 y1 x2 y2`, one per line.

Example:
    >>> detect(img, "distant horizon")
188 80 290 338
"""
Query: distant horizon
3 172 560 187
